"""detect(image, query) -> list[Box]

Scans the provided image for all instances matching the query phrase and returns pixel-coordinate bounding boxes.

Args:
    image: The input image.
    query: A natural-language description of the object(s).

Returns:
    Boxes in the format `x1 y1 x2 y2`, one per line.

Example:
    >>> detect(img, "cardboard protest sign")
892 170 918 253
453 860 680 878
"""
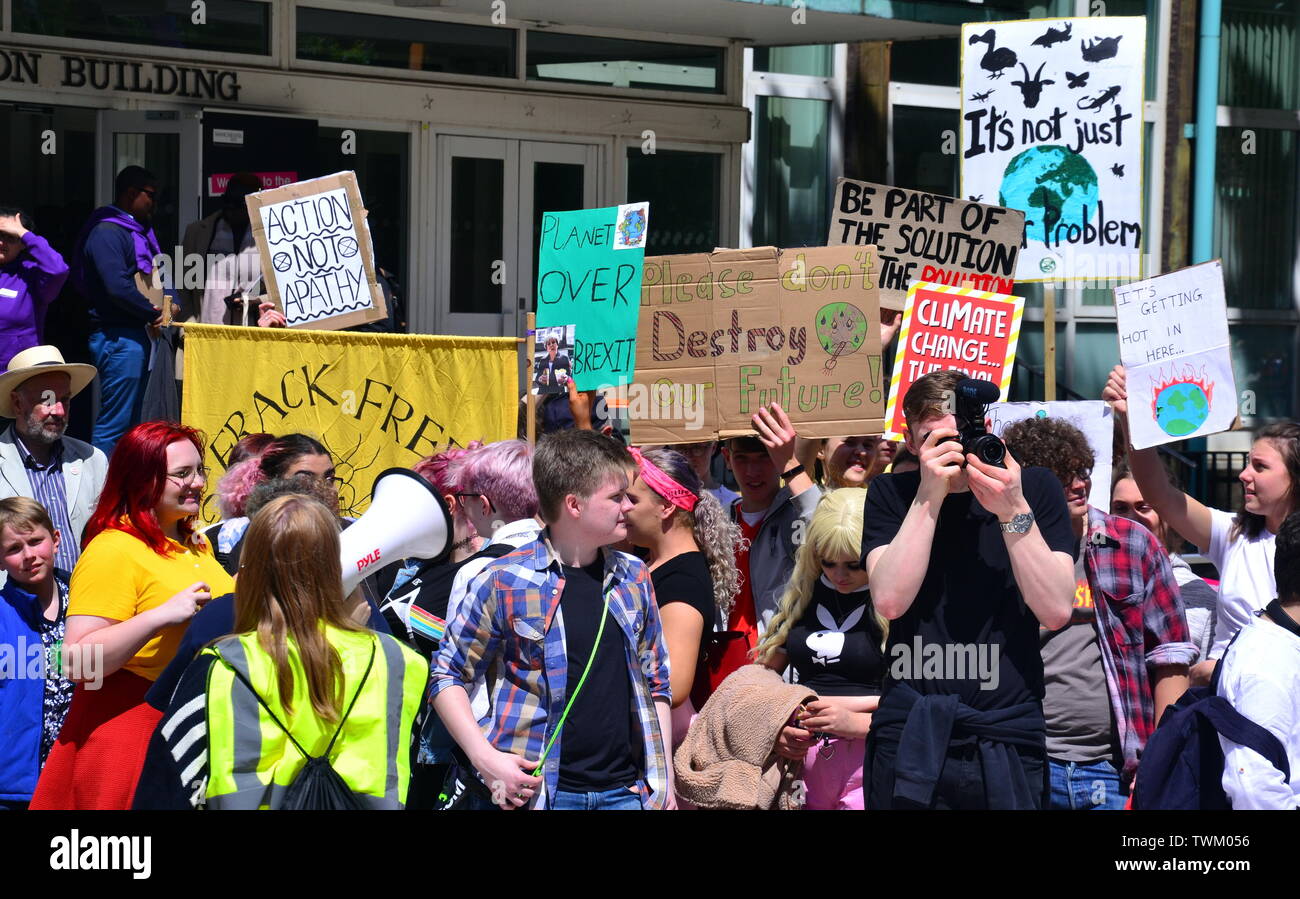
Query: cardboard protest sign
986 400 1114 508
246 171 388 330
631 246 884 445
828 178 1024 312
536 203 648 390
882 281 1024 441
1114 261 1237 449
961 17 1146 282
182 324 516 522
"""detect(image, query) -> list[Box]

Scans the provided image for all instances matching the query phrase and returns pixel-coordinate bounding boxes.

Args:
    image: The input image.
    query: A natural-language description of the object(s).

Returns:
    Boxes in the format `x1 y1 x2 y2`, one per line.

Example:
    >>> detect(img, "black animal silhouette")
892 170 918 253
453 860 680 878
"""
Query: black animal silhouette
1081 35 1123 62
968 89 994 102
1111 163 1125 177
969 194 983 202
969 29 1017 80
1032 22 1072 48
1010 62 1055 109
1078 85 1121 110
1065 71 1089 89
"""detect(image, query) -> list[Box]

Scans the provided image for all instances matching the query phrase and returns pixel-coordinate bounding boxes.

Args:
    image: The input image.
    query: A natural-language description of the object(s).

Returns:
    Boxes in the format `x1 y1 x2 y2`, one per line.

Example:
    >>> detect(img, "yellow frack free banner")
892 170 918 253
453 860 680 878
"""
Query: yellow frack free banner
183 324 518 523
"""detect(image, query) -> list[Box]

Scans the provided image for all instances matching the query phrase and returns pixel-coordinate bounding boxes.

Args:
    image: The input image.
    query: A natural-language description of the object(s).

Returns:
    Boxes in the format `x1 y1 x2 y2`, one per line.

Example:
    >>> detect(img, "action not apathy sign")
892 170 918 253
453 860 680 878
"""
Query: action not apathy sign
1114 260 1237 449
961 17 1146 282
247 171 388 330
631 246 884 444
828 178 1024 311
883 281 1024 441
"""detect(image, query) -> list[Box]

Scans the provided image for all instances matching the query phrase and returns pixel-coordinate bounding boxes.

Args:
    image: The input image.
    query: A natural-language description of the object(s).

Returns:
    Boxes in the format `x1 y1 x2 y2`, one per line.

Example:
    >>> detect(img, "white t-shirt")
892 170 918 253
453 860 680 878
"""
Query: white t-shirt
1206 508 1277 659
1217 614 1300 809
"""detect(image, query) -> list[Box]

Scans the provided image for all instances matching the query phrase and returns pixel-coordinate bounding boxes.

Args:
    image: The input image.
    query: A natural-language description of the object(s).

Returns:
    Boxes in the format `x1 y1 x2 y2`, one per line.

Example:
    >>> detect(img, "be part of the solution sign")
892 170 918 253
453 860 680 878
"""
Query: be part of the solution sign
1114 261 1237 450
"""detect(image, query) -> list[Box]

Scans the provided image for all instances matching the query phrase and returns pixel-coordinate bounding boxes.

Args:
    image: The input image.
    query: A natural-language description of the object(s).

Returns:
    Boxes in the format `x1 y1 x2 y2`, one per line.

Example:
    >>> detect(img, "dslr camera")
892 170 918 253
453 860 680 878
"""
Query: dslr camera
953 378 1006 468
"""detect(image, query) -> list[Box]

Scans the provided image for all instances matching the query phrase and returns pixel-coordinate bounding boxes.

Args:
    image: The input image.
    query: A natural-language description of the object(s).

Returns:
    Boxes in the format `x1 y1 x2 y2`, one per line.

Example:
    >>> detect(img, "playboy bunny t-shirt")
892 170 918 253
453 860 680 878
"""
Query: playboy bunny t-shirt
786 577 885 696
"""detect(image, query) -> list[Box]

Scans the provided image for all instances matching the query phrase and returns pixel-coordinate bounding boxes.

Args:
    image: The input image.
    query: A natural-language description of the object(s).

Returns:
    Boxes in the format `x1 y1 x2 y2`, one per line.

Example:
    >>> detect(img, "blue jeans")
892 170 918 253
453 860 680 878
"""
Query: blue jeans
1047 758 1127 810
89 326 150 458
551 785 643 811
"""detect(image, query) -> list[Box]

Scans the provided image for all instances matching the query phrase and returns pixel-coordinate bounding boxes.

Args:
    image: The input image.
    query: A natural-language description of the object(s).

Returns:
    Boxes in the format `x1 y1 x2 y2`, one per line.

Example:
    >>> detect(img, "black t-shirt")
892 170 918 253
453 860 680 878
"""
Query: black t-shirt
650 551 715 663
786 577 885 696
557 555 639 792
860 467 1075 710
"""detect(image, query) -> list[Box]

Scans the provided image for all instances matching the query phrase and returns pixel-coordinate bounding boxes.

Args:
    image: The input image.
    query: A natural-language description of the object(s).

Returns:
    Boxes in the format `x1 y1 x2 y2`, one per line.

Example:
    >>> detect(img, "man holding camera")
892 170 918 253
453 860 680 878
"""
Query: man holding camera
861 369 1076 809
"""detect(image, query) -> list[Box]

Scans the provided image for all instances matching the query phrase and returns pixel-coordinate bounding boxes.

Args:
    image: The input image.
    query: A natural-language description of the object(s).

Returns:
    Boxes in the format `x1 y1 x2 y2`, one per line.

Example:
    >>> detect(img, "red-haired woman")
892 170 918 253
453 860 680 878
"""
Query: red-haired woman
31 421 236 809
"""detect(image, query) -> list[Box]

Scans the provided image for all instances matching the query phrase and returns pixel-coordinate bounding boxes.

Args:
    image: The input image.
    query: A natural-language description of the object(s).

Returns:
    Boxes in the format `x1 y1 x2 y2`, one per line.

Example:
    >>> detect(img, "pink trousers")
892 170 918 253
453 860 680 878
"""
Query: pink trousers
801 736 866 810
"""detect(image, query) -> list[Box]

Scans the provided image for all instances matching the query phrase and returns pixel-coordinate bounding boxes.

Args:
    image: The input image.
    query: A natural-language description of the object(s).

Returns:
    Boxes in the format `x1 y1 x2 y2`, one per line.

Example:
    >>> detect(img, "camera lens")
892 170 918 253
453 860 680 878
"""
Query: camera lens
973 434 1006 466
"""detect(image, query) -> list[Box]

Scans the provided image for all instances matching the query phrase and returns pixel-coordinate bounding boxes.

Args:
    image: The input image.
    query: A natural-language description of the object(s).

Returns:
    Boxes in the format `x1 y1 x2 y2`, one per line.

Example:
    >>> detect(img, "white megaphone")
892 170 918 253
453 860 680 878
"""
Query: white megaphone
340 468 453 594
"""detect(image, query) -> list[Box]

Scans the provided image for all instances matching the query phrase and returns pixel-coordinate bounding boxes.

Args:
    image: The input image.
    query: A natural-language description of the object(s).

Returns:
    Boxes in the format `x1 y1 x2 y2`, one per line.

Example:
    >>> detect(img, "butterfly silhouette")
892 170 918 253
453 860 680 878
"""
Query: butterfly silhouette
1065 71 1089 89
1111 163 1125 177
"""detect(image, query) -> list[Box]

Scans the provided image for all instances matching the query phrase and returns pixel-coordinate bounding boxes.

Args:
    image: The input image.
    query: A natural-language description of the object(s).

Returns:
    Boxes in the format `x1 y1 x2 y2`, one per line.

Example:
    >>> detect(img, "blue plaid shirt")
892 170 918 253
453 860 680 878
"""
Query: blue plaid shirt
430 534 672 809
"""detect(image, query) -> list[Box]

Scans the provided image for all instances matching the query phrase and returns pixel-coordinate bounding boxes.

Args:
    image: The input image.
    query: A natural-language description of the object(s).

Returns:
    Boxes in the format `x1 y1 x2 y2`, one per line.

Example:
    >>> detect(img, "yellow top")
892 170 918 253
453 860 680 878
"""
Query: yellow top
69 528 237 681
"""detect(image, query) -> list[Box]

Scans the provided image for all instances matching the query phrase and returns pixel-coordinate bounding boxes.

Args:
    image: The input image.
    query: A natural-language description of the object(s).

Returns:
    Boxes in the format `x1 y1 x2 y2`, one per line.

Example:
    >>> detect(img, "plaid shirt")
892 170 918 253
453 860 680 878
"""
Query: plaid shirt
430 534 672 809
1082 507 1198 785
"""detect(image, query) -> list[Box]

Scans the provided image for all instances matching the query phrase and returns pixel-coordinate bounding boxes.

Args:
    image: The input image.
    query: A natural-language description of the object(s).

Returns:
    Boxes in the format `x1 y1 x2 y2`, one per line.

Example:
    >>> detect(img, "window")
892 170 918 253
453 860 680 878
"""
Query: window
625 149 722 255
1220 0 1299 110
1215 127 1298 312
296 7 515 77
754 45 833 78
527 32 723 94
753 96 831 247
14 0 272 56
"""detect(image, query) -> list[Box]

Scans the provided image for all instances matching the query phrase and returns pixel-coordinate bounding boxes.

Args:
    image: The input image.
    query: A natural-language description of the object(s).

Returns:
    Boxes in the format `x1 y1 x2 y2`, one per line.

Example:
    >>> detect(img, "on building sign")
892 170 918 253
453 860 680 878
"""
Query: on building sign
0 47 241 101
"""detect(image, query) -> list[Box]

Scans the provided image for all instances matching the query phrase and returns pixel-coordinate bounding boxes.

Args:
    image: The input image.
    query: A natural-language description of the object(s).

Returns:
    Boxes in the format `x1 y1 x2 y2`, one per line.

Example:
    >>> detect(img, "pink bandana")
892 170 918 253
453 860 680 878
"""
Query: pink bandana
629 447 698 512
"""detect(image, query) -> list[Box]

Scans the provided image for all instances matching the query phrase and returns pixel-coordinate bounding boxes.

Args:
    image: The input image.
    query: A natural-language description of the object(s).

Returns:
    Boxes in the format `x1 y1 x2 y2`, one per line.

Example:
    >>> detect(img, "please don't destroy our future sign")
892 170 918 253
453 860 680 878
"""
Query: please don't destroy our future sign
536 203 649 390
246 171 388 330
882 281 1024 441
828 178 1025 312
630 245 884 445
1114 260 1237 450
960 16 1146 282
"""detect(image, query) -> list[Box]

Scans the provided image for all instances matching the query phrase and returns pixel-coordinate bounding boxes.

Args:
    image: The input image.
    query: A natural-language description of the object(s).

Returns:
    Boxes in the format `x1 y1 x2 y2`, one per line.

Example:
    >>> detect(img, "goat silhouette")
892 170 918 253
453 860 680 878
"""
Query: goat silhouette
1011 62 1055 109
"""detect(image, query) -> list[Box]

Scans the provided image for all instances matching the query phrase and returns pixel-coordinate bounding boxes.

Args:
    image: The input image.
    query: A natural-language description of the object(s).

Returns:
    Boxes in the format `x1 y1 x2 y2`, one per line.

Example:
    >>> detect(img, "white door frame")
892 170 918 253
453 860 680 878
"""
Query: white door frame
96 108 203 249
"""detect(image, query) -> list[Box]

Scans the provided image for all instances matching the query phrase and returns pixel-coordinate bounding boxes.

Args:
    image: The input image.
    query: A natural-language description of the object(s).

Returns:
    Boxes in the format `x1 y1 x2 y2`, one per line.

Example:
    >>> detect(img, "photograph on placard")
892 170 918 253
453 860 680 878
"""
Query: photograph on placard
533 324 576 396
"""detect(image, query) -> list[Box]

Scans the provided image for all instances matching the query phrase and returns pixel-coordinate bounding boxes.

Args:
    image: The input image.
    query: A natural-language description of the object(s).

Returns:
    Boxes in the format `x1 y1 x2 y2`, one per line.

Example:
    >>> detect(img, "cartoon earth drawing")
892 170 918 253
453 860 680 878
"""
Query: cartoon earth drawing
999 145 1100 245
815 302 868 372
1154 382 1210 436
618 208 647 247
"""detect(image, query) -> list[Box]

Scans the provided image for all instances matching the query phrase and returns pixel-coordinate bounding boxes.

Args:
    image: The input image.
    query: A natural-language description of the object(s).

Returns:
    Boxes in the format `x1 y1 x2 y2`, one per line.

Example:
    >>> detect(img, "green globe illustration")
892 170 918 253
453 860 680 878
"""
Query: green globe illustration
1154 382 1210 436
999 146 1100 244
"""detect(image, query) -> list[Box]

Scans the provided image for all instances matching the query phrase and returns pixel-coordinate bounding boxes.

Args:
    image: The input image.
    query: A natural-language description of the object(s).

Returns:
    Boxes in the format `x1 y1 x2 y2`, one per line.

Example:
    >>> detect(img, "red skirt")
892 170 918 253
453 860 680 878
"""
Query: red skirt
29 669 162 810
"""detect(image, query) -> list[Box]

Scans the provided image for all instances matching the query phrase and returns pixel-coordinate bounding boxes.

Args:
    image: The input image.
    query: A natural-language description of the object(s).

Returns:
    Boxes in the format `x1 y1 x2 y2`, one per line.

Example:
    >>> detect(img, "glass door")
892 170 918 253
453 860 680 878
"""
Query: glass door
97 110 202 262
436 136 596 337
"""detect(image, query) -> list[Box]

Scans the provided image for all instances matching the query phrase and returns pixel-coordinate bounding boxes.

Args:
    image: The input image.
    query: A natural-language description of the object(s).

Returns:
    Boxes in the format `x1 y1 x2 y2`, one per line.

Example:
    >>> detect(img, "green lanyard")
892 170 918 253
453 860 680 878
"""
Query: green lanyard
531 593 611 777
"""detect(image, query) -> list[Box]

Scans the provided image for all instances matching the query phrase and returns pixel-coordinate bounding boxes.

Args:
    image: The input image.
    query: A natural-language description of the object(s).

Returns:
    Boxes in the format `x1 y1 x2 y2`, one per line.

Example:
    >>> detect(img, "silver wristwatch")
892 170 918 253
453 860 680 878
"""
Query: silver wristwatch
999 512 1034 534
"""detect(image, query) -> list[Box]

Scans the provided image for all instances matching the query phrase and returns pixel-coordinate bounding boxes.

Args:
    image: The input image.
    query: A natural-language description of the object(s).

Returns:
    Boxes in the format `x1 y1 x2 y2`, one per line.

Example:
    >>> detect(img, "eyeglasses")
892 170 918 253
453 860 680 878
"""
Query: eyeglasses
166 466 208 486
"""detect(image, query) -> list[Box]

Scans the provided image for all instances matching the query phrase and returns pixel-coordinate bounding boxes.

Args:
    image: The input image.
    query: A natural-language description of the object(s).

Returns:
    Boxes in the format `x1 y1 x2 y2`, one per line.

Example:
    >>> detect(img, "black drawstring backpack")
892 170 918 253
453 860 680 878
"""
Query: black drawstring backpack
223 641 377 810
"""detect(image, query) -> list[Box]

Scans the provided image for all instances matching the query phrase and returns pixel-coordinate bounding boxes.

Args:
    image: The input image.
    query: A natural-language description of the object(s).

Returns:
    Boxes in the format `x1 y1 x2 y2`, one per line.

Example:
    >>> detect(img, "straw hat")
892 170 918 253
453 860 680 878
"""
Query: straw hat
0 346 97 419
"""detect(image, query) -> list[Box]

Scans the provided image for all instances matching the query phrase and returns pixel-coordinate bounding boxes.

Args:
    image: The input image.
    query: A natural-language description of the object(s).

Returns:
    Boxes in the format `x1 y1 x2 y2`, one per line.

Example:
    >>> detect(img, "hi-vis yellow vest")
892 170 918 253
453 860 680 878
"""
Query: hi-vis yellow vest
202 626 426 810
